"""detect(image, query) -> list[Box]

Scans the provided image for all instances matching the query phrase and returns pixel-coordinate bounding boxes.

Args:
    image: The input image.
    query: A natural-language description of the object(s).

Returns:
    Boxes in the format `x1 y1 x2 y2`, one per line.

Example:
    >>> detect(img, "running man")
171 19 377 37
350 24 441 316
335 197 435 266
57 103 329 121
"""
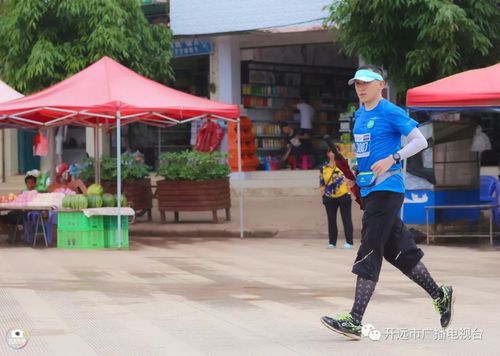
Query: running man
321 65 454 340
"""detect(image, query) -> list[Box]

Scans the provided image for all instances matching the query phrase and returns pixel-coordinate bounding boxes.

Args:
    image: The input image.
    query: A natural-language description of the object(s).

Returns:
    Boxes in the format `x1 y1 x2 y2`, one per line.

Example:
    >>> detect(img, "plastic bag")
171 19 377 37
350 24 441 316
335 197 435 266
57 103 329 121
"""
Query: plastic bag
33 130 49 156
35 172 49 192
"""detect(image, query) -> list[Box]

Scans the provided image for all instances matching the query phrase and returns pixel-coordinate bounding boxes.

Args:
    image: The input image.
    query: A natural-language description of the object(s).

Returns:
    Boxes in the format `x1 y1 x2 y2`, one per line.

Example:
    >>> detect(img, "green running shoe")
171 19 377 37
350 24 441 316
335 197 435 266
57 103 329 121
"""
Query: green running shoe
321 313 362 340
433 285 455 328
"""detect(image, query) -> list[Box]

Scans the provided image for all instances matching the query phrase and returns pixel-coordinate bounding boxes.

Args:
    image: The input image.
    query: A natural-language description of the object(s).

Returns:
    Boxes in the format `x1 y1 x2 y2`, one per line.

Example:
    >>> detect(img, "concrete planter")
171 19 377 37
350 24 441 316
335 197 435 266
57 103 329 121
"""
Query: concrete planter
156 178 231 223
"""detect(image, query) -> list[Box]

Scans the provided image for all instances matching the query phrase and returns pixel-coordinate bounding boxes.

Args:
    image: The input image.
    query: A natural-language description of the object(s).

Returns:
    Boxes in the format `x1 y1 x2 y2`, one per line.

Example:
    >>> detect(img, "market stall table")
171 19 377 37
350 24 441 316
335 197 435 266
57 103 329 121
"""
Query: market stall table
0 205 56 247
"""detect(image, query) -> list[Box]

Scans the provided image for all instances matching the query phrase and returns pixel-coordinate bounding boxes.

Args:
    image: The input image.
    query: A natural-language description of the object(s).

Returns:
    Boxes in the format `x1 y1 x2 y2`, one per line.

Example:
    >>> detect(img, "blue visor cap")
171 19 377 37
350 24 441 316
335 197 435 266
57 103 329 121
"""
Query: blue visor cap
348 69 384 85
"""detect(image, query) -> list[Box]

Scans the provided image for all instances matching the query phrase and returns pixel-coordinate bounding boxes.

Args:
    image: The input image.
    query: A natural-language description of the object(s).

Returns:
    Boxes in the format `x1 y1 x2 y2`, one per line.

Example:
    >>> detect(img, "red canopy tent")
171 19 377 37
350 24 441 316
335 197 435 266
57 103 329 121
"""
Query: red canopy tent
404 63 500 224
0 57 245 240
406 63 500 111
0 56 239 126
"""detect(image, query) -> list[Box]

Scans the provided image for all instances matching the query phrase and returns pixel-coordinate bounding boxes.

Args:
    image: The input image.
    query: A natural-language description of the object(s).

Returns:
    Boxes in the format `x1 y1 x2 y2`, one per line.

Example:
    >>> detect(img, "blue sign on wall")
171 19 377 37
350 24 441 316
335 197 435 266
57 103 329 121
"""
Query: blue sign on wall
173 39 212 57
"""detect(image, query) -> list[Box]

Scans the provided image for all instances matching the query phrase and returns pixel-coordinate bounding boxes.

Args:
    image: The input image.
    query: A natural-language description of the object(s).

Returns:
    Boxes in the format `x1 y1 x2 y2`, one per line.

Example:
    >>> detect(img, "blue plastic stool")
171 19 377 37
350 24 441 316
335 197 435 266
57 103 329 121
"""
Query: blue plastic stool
480 175 500 226
26 211 57 247
45 211 57 245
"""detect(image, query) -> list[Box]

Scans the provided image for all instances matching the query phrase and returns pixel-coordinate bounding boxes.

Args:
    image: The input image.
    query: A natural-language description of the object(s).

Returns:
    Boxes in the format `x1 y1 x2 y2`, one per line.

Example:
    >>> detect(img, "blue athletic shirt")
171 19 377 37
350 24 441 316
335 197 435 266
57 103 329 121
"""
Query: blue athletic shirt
353 98 418 197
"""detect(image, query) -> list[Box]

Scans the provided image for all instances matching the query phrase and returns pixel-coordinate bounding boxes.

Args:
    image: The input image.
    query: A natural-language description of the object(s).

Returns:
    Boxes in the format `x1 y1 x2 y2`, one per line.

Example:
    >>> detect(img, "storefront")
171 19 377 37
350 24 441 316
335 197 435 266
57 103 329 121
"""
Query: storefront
238 36 358 167
170 0 359 170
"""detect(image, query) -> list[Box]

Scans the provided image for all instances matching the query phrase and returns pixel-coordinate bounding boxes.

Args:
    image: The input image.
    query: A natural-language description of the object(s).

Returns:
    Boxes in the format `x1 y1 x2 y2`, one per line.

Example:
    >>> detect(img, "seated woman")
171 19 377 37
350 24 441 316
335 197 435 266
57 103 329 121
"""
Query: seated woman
47 163 87 194
47 179 87 194
279 122 314 169
0 175 37 243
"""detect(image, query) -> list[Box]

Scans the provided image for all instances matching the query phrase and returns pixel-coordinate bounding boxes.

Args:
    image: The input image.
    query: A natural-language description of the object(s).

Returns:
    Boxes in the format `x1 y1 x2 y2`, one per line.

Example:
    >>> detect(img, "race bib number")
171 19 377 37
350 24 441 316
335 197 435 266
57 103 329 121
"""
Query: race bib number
354 133 371 158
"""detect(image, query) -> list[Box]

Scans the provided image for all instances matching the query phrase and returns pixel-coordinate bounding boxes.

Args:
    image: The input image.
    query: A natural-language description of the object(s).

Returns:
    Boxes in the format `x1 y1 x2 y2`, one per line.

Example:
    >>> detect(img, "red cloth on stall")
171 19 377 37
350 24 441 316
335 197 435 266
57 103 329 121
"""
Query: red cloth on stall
195 121 224 152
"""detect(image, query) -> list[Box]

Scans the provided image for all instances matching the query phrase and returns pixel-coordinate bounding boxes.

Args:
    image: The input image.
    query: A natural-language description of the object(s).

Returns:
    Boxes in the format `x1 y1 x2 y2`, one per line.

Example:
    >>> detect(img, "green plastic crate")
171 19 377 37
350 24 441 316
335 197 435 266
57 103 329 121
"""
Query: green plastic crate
104 229 129 249
103 216 129 230
58 212 104 231
57 230 105 249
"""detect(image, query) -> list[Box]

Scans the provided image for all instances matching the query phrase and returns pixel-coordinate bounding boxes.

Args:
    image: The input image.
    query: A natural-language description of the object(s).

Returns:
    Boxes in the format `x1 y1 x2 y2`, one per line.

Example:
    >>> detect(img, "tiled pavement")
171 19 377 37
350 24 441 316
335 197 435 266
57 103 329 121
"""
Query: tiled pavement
0 235 499 355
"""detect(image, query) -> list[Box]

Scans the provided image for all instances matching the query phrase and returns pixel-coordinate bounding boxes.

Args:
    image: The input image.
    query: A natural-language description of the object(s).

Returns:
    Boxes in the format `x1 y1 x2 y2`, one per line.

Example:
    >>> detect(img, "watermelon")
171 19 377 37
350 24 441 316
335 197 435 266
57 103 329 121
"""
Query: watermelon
102 193 116 207
62 195 72 209
69 196 76 209
79 195 88 209
80 195 88 209
67 195 76 209
70 194 88 209
115 194 128 207
87 195 103 208
87 184 104 196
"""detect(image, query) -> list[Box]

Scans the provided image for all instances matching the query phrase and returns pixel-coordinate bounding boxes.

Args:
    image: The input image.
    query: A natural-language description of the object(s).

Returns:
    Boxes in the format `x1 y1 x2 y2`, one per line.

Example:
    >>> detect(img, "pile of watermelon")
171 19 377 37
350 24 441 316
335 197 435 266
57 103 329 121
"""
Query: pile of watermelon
62 194 88 209
62 184 128 209
88 184 127 208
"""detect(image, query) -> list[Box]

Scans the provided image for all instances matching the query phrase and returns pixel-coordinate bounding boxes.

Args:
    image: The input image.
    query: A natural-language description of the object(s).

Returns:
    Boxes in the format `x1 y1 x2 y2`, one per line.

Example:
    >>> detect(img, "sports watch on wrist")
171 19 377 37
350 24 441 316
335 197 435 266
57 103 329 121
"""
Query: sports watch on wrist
392 152 401 164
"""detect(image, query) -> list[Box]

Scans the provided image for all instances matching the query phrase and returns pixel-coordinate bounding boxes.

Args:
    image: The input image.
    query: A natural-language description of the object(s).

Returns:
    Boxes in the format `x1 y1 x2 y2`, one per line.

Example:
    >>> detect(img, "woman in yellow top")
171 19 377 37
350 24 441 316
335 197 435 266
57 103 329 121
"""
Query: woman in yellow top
320 147 354 249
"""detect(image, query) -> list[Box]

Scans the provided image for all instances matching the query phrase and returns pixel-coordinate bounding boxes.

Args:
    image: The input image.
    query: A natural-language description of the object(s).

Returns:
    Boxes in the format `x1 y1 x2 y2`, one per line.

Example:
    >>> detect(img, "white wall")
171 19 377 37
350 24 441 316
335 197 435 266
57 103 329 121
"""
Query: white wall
85 127 110 159
208 36 241 153
214 36 241 105
3 129 18 178
171 0 331 36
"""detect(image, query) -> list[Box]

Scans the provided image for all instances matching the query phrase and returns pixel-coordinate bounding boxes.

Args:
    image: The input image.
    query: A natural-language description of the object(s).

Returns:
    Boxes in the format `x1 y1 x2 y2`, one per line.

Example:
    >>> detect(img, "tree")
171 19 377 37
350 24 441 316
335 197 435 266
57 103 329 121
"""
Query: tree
0 0 174 94
324 0 500 99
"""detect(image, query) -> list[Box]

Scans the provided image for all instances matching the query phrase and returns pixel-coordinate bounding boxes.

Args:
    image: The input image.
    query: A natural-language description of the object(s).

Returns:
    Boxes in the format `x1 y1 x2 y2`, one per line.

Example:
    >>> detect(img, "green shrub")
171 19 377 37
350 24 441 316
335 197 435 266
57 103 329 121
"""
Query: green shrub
157 151 230 181
79 157 95 183
80 152 150 182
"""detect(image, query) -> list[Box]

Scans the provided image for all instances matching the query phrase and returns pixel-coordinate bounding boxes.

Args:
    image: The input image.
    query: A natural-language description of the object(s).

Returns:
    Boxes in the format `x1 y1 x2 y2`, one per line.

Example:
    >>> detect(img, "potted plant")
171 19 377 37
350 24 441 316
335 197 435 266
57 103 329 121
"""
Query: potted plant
80 152 153 220
156 150 231 223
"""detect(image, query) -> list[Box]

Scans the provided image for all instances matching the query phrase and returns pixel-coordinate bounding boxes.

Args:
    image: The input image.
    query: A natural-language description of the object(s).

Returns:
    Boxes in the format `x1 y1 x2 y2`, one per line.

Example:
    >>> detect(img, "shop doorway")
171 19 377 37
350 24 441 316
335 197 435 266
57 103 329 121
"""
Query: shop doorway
17 130 40 174
171 55 209 97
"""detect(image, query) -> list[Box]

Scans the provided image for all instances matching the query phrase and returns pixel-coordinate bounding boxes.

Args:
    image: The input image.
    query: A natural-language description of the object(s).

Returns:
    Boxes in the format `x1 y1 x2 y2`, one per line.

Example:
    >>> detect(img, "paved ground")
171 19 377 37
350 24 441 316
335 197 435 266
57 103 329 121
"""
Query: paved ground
129 195 364 238
0 234 499 355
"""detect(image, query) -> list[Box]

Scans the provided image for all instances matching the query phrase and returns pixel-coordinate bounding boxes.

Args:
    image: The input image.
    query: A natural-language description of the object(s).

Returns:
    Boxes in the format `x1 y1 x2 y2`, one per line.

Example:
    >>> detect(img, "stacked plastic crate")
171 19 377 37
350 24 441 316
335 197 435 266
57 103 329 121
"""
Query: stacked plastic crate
57 212 130 249
103 216 129 249
227 116 261 172
57 212 104 249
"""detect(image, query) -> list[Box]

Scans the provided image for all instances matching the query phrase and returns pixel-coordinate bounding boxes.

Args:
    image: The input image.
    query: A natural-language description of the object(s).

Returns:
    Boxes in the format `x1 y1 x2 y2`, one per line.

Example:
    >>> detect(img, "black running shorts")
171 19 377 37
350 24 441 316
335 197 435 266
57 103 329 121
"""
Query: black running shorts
352 191 424 282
